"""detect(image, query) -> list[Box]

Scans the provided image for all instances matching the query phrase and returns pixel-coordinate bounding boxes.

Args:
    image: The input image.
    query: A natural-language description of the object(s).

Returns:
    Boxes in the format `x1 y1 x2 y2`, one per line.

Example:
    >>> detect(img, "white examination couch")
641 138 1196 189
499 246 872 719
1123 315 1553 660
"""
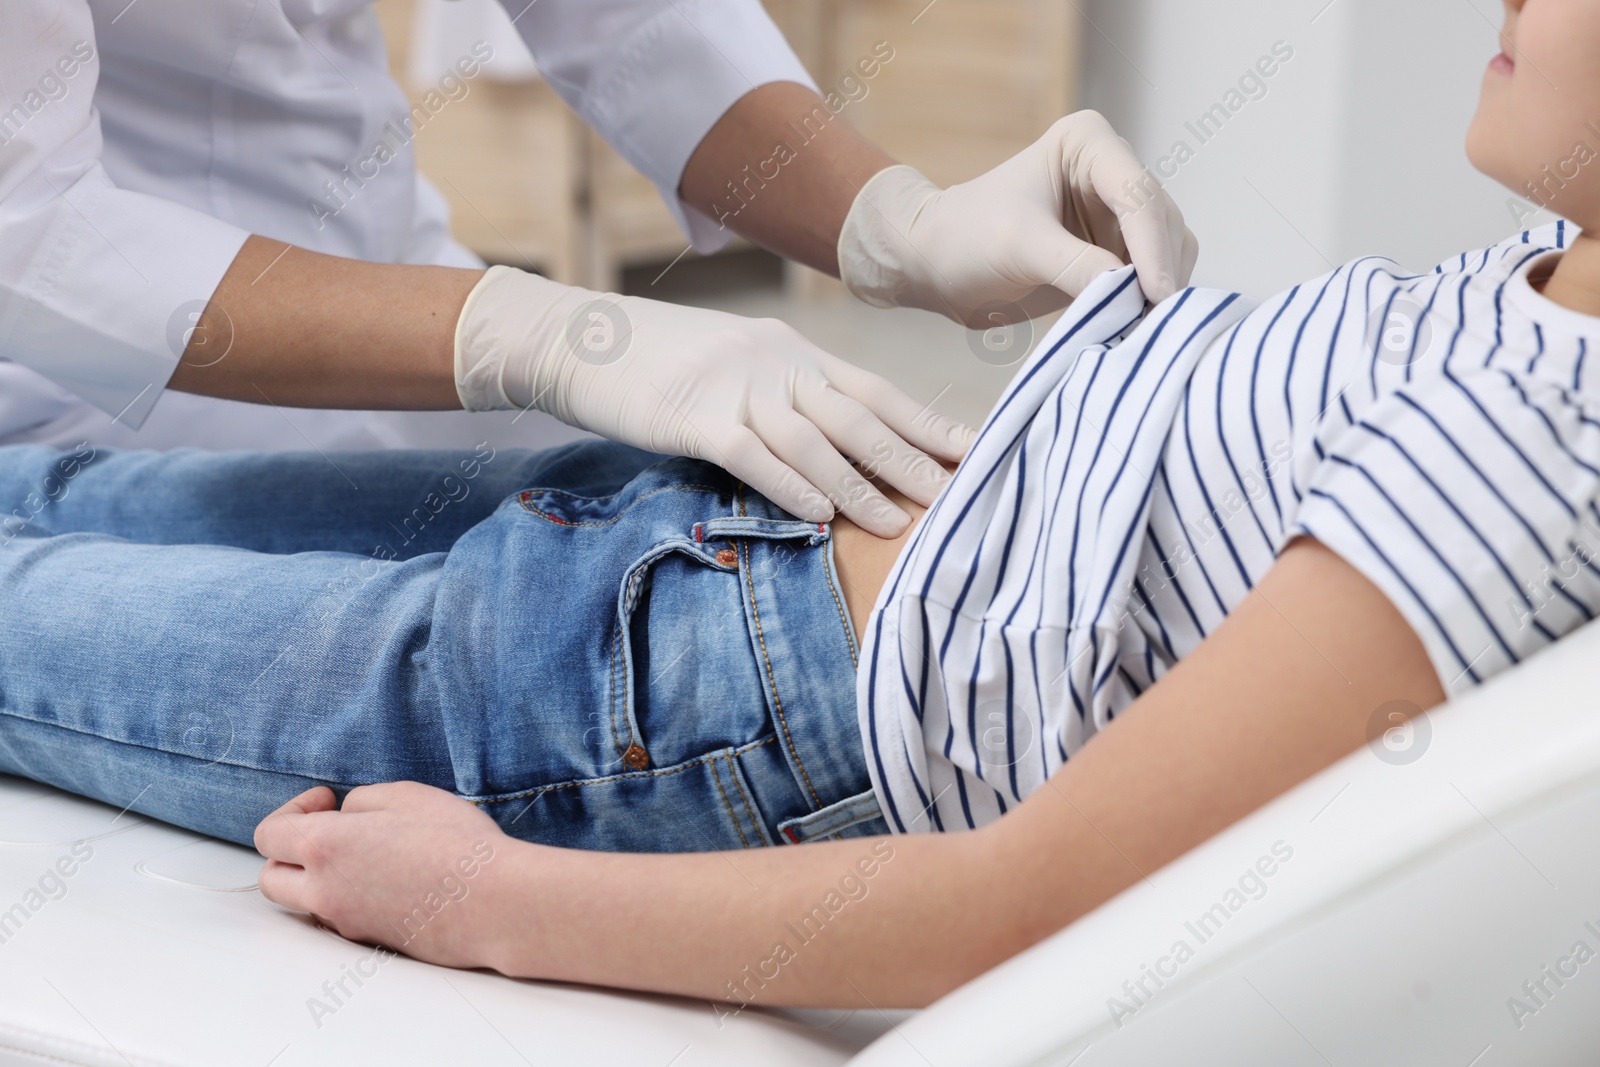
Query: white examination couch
6 619 1600 1066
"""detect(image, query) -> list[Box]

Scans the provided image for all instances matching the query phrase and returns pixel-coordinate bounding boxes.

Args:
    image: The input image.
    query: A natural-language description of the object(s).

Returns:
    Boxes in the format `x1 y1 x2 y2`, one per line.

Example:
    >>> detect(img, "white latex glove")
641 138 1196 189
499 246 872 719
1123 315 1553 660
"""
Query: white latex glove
454 267 975 536
837 110 1200 327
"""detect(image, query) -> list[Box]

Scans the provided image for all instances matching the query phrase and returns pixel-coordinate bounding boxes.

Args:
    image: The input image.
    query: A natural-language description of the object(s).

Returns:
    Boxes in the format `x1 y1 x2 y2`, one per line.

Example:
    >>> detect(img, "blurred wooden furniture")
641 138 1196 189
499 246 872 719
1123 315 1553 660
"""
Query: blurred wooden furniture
373 0 1078 292
370 0 585 283
819 0 1077 188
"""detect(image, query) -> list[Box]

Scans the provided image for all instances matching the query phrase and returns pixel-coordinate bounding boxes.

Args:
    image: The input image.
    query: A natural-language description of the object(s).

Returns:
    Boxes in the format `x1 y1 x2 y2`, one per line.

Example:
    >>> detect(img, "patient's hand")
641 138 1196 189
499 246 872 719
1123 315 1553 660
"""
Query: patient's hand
255 783 511 970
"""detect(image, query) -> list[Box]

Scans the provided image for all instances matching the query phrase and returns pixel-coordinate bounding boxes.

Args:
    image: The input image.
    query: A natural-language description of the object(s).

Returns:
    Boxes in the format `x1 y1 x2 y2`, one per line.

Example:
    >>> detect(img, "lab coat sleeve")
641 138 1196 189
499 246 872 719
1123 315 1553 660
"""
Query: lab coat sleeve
0 2 250 429
498 0 820 253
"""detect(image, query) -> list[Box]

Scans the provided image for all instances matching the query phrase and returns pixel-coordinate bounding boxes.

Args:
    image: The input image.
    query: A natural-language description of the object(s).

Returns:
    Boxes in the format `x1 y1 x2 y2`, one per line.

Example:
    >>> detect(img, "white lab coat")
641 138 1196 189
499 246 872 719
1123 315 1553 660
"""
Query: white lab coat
0 0 816 450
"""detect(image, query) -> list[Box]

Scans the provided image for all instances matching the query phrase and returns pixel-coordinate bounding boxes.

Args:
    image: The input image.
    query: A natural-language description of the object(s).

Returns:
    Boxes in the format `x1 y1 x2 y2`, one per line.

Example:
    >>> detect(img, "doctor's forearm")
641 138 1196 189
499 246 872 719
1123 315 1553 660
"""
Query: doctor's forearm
679 82 895 277
167 236 481 410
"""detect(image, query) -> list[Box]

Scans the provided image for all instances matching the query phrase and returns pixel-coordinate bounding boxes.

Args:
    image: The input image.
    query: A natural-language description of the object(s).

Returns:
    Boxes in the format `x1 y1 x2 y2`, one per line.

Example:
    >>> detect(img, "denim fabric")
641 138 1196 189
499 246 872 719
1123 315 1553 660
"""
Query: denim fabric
0 441 886 851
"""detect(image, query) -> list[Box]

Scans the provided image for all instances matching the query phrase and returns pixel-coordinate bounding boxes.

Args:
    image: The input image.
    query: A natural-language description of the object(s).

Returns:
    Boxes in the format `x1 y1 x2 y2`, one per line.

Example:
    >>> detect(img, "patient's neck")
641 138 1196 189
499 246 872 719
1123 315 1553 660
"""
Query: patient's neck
1540 230 1600 319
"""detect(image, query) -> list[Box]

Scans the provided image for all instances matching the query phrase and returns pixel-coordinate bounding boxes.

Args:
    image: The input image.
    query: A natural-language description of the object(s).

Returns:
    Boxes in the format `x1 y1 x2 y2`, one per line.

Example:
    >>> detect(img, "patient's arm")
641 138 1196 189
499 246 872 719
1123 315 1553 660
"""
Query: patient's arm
255 537 1443 1008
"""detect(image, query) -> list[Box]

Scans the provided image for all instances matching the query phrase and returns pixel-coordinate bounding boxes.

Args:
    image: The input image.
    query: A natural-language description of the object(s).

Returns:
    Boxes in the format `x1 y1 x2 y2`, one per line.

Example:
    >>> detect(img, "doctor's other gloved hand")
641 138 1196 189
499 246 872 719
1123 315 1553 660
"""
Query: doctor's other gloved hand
454 268 975 536
837 109 1200 327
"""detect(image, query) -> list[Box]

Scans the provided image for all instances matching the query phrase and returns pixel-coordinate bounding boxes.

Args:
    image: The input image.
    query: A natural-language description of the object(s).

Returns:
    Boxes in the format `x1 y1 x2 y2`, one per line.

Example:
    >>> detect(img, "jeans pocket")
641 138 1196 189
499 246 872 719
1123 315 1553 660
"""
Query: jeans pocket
612 520 835 779
607 541 717 773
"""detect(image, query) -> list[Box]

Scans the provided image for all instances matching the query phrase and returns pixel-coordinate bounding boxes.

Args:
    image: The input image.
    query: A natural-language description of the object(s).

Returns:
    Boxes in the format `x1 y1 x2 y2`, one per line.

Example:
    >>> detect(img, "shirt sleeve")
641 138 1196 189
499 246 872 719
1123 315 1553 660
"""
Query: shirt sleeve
1291 362 1600 697
0 2 250 430
497 0 819 253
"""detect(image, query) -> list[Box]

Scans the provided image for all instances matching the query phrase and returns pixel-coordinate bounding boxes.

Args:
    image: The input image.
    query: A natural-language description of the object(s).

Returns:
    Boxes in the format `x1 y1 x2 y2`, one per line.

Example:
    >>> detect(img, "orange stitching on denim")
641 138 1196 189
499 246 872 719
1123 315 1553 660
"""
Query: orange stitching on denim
742 537 822 808
471 735 779 805
710 758 753 849
724 750 766 846
821 542 859 670
518 483 724 527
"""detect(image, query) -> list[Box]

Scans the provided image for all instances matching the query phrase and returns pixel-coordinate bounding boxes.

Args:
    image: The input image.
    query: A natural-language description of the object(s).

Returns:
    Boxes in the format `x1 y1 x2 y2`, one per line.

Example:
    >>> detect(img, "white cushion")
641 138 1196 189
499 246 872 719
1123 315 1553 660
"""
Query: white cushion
0 778 895 1066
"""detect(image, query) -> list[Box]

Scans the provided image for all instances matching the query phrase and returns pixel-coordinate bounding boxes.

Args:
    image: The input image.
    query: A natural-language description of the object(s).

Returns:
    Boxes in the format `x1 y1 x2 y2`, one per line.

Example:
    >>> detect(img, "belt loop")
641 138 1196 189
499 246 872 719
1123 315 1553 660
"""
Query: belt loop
775 790 884 844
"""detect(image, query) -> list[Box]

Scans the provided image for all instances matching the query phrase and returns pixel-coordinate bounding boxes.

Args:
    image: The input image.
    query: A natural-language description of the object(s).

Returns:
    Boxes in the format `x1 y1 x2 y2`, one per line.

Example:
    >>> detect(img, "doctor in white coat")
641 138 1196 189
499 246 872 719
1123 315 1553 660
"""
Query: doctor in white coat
0 0 1196 534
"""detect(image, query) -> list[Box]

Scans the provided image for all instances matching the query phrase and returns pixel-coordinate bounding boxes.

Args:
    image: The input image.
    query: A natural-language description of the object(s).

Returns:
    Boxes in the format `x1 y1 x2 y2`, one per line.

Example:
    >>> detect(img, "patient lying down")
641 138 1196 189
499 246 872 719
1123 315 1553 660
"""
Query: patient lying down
2 0 1599 1013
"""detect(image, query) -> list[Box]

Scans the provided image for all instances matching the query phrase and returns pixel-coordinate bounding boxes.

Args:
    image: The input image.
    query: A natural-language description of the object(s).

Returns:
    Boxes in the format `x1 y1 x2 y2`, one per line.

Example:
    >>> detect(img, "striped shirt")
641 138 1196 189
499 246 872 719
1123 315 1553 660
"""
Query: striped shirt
858 222 1600 834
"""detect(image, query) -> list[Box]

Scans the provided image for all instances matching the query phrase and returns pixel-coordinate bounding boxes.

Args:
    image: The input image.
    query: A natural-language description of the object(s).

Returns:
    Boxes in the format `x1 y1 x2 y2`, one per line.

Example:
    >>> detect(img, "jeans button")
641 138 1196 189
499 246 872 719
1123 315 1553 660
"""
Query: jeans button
715 548 738 567
623 744 650 770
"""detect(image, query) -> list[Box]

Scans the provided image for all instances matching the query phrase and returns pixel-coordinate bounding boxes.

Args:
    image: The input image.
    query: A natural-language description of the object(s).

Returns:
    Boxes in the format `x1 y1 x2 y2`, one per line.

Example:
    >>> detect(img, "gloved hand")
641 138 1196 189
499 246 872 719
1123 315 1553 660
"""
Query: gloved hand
837 110 1199 327
454 267 975 536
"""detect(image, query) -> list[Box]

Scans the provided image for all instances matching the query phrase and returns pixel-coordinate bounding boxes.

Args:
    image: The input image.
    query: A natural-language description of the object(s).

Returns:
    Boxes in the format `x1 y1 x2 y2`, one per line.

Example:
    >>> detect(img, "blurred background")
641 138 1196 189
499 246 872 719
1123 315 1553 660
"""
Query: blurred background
371 0 1536 432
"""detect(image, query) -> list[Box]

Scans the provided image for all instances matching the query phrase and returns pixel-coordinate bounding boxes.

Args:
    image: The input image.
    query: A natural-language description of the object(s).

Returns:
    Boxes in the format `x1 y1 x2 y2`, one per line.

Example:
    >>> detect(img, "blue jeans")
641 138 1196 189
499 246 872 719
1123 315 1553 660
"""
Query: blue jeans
0 441 887 851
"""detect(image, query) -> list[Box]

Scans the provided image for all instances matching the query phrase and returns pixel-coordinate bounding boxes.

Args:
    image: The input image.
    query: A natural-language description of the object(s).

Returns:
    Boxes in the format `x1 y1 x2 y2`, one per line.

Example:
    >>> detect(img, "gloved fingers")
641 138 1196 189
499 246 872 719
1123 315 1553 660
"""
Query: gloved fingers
757 407 911 537
796 381 952 508
1016 227 1128 304
1116 193 1187 304
706 425 836 526
817 357 978 462
1069 174 1133 266
1071 126 1188 305
1178 224 1200 288
1012 283 1075 322
1155 197 1198 292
